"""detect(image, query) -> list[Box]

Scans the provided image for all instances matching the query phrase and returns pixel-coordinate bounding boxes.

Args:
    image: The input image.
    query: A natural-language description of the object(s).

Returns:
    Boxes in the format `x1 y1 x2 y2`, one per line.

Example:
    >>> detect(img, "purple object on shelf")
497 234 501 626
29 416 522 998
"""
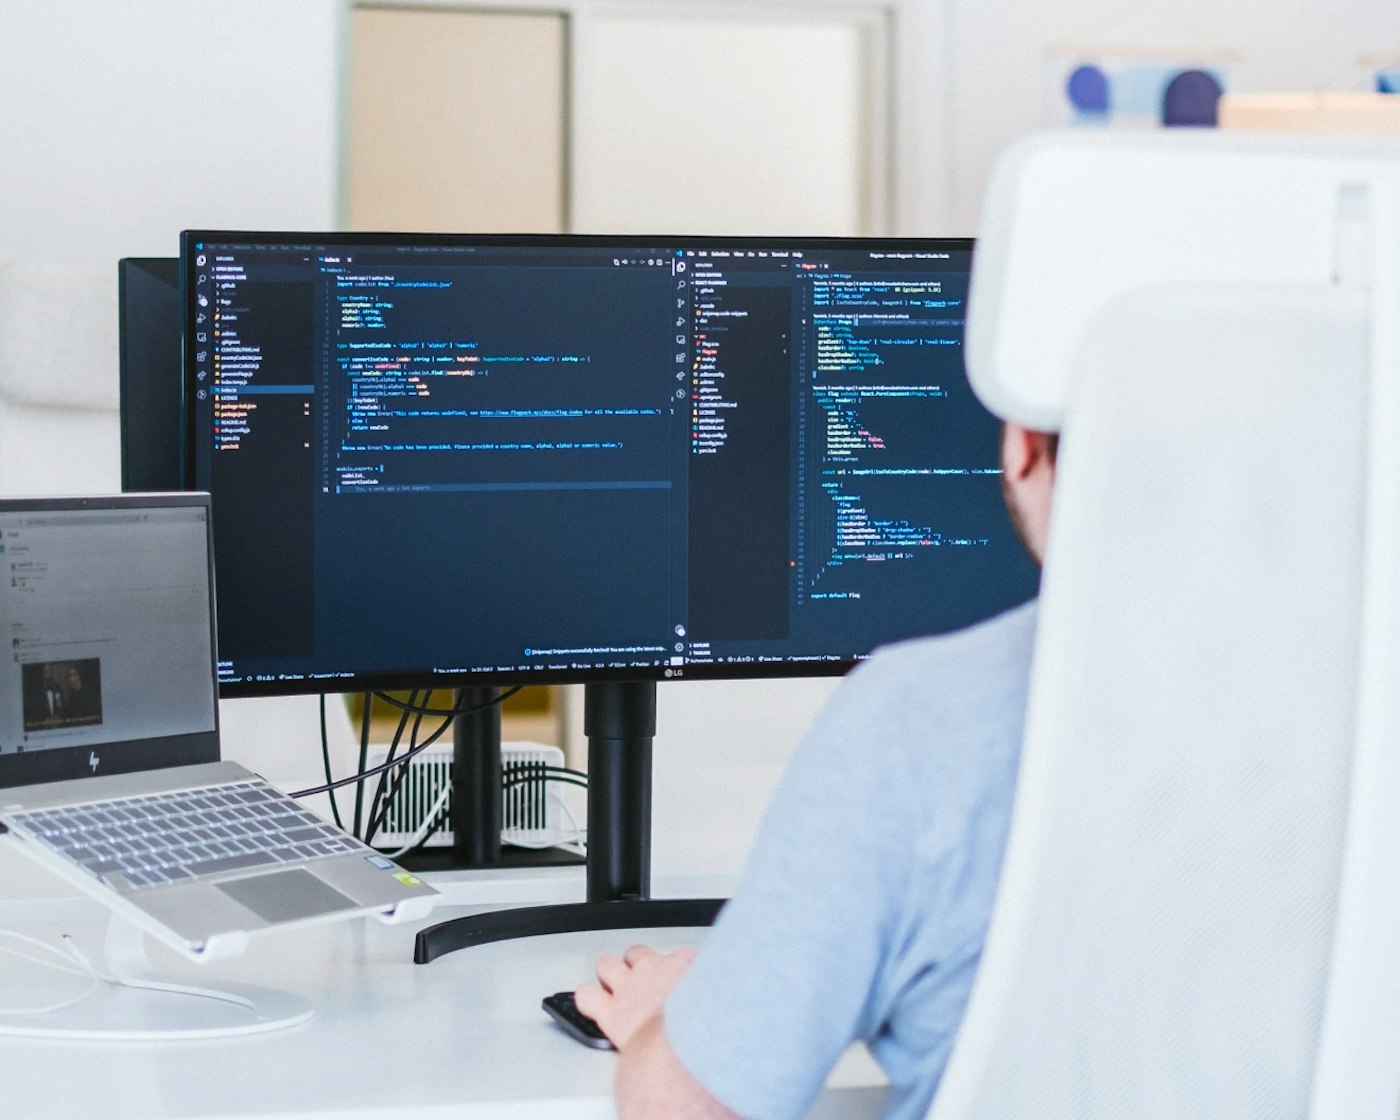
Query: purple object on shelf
1162 69 1223 127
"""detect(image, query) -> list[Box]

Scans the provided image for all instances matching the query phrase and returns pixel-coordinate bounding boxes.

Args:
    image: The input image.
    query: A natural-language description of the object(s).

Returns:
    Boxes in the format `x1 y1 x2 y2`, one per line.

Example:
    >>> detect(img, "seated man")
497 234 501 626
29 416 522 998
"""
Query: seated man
576 423 1058 1120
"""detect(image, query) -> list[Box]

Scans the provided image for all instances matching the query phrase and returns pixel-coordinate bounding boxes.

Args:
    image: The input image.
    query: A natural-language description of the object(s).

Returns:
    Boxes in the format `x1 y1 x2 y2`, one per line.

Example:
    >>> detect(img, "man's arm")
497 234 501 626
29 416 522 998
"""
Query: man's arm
575 945 740 1120
615 1013 741 1120
580 667 923 1120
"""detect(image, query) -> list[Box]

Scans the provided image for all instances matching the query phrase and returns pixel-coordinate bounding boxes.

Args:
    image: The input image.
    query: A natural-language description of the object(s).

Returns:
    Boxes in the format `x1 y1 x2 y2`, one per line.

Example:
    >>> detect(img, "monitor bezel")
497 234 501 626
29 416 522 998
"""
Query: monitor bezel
0 492 221 790
180 230 1025 699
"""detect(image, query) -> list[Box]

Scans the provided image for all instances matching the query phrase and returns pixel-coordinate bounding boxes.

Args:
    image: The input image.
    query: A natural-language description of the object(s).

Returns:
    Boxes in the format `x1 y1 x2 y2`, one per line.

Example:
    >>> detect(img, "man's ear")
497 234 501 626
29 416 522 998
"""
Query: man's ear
1001 423 1036 482
1003 423 1057 481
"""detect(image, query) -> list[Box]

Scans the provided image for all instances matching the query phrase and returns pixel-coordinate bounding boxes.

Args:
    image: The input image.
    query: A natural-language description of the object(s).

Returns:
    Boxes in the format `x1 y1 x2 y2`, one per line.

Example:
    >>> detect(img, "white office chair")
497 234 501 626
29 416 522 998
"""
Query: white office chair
928 133 1400 1119
0 261 122 495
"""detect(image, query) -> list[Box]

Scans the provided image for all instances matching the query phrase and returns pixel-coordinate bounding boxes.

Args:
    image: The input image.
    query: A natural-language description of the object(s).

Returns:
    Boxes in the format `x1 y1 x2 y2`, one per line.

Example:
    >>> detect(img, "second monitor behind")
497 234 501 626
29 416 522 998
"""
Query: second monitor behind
118 257 182 492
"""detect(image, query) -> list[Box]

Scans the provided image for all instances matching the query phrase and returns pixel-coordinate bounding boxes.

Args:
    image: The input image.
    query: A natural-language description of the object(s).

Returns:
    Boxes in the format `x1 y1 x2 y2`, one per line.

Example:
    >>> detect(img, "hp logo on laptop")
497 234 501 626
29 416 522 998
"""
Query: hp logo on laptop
88 753 100 773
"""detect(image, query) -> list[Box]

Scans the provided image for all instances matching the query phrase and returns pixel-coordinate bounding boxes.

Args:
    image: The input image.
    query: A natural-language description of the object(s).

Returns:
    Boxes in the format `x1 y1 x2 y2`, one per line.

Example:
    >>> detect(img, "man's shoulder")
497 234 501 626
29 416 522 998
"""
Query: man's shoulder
846 599 1039 709
800 598 1039 786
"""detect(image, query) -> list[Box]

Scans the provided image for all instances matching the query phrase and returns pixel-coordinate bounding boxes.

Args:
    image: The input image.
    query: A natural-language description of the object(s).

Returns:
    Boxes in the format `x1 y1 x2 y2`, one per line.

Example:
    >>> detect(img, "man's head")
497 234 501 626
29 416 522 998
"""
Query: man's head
1000 423 1058 564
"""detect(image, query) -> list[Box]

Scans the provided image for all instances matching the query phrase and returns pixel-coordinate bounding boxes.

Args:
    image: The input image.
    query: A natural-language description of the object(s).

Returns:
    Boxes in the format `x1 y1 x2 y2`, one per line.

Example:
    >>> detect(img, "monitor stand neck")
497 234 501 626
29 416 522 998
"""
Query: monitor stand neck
585 680 654 902
412 681 724 962
451 685 503 867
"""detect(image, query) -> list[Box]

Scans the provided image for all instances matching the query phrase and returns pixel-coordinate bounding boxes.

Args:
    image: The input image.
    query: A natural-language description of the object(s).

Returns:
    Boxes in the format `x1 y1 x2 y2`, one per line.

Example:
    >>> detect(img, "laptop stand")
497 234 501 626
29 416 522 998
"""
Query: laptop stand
0 898 312 1041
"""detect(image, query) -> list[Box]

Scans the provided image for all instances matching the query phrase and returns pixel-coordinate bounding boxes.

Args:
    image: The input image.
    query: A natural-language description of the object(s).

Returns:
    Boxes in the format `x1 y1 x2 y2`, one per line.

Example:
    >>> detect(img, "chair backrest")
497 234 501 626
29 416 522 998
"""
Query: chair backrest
929 134 1400 1120
0 261 121 495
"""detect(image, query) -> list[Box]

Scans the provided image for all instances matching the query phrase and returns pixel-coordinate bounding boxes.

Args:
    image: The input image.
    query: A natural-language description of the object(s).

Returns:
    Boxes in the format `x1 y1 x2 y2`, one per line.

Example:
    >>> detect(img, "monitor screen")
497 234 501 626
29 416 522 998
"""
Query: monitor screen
183 232 1038 696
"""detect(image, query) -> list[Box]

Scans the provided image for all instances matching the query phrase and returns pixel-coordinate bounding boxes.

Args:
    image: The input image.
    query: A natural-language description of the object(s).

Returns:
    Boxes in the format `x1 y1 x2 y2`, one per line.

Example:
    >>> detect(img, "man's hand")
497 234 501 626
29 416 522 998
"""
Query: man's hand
575 943 696 1050
576 945 740 1120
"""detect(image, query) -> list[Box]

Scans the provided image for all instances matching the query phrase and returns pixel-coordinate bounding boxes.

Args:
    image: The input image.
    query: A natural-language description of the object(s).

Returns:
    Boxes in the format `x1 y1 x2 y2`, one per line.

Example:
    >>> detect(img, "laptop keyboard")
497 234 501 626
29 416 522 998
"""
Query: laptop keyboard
12 779 361 892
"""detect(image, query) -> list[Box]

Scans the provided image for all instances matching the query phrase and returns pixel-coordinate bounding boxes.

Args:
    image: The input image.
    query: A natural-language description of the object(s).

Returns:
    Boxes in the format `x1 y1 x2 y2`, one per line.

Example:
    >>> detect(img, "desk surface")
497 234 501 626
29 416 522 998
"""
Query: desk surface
0 847 886 1120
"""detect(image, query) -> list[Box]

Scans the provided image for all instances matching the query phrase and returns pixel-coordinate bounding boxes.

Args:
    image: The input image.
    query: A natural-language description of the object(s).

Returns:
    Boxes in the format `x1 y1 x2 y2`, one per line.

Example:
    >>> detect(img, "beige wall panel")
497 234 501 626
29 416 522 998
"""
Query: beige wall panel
573 13 875 236
349 7 566 233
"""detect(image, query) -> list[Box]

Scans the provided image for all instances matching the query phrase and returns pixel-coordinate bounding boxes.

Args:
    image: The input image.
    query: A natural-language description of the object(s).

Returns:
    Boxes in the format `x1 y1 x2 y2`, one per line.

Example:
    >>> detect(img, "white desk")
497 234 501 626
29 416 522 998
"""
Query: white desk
0 847 887 1119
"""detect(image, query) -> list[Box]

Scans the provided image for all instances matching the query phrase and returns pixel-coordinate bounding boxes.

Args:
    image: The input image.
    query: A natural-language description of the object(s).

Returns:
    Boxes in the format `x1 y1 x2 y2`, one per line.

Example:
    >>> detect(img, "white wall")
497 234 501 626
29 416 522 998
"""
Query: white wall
943 0 1395 230
0 0 343 266
3 0 1393 269
0 0 349 787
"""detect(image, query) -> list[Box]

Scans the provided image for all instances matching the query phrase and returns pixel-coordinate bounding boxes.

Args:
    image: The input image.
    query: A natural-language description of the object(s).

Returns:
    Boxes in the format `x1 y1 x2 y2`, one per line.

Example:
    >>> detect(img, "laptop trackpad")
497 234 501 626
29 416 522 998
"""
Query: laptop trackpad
216 869 357 922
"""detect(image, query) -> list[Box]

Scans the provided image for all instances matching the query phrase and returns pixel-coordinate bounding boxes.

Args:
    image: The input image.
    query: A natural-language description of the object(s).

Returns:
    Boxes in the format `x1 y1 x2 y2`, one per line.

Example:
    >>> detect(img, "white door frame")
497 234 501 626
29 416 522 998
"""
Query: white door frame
344 0 954 236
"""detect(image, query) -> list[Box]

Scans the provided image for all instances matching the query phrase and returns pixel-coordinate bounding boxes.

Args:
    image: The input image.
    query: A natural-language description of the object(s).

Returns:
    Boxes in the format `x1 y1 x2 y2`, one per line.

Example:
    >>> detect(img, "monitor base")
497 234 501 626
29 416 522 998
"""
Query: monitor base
414 898 725 962
413 683 726 962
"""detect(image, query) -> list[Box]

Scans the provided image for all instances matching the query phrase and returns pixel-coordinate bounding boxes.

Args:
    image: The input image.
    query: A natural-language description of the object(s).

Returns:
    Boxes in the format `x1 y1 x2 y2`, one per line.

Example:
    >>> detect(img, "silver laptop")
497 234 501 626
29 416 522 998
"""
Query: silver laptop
0 494 436 959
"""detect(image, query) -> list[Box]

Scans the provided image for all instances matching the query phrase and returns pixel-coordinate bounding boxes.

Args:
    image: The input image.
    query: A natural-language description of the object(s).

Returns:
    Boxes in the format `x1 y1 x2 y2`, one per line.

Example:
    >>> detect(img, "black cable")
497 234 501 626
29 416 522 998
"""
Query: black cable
397 789 453 858
503 774 589 792
364 690 435 847
365 690 419 847
364 685 527 842
378 766 587 841
290 686 522 800
366 689 458 845
294 706 453 800
367 705 456 846
539 765 588 780
370 690 513 718
352 690 372 838
501 765 588 783
318 695 345 831
376 770 590 854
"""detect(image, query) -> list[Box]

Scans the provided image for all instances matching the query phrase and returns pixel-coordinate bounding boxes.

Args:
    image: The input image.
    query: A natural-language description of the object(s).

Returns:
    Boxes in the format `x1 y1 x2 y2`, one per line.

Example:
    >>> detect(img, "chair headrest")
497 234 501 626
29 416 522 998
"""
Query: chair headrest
965 130 1400 430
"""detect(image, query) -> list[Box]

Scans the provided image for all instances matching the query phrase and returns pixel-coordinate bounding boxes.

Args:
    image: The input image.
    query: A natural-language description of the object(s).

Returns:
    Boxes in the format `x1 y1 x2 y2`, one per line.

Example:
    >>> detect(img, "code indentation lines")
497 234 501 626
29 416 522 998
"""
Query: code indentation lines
816 385 946 462
808 480 991 586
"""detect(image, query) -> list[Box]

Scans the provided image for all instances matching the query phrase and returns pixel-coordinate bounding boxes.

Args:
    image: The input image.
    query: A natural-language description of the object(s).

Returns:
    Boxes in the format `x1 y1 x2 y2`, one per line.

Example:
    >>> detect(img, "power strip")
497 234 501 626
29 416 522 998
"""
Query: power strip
367 742 571 849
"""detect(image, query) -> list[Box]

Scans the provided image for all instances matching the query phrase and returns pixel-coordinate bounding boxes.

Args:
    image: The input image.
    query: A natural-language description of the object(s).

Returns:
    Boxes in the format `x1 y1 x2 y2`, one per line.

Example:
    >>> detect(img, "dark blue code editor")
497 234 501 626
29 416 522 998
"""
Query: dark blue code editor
186 235 1038 692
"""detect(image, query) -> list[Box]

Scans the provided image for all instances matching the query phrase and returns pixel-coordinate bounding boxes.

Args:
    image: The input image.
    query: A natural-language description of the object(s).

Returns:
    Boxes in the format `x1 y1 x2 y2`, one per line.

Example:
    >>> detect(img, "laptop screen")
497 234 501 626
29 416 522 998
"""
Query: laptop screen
0 494 219 789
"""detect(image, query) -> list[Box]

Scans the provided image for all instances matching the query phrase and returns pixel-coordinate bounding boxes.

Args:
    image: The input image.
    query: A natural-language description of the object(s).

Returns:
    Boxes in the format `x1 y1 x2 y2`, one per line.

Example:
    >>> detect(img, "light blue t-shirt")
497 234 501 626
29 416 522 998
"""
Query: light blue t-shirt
664 600 1037 1120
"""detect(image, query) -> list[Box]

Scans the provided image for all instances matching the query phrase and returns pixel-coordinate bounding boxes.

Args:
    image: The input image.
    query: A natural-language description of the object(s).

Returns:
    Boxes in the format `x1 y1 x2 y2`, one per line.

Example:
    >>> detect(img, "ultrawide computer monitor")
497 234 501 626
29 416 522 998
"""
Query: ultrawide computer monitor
182 232 1038 696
